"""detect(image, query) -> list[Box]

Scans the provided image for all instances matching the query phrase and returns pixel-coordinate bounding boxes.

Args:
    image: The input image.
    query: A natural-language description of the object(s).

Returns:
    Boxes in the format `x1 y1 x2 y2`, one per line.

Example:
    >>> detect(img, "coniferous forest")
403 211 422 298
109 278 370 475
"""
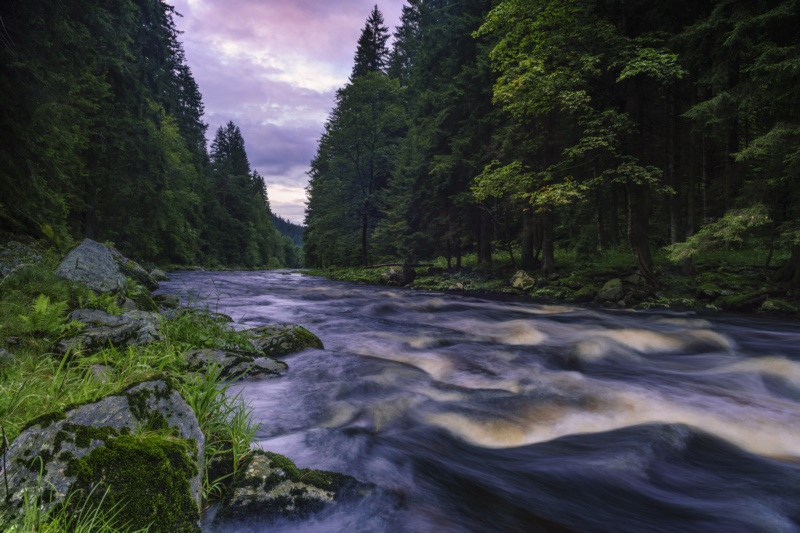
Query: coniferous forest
0 0 294 268
305 0 800 292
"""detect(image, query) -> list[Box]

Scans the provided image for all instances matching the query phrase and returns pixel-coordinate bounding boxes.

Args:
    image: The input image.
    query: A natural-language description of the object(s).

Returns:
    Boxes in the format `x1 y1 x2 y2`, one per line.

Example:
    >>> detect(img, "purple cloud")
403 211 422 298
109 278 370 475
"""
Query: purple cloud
170 0 407 223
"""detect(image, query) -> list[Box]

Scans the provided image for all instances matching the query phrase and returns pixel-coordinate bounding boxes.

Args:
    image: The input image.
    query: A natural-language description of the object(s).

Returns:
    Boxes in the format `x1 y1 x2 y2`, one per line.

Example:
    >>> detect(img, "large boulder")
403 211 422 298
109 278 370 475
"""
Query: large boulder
597 278 624 302
510 270 536 289
55 239 127 293
185 348 288 379
55 239 158 293
0 242 43 278
150 268 169 282
215 450 371 524
379 266 417 286
56 308 160 354
243 324 324 358
1 380 204 532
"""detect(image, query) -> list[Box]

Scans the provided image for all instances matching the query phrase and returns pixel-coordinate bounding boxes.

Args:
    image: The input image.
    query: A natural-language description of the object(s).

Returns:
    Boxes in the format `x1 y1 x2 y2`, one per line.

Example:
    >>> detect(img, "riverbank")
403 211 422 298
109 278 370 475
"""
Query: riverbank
305 250 800 318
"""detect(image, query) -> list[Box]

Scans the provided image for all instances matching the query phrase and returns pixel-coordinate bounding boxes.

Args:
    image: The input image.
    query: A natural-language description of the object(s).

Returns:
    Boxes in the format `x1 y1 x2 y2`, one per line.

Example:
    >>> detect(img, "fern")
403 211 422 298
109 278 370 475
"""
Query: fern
20 295 83 339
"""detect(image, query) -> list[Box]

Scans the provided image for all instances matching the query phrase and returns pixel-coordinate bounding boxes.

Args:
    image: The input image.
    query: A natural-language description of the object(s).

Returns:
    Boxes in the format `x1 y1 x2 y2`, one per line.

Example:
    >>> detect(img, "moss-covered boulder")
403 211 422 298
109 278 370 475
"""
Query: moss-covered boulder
215 450 371 524
573 286 597 303
109 247 159 291
243 324 324 358
185 348 288 379
714 291 769 312
56 308 160 355
0 380 204 531
150 268 169 282
153 293 181 308
759 299 799 315
597 278 624 302
510 270 536 289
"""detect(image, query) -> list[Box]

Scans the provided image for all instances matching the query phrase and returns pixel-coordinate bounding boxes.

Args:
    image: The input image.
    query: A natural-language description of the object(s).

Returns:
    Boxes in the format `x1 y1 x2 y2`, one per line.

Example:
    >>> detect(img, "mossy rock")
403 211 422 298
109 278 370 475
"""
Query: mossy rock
530 286 575 300
0 380 204 530
715 291 769 312
185 348 288 379
758 299 799 315
64 434 200 532
243 324 324 358
573 286 597 303
552 275 593 290
215 450 371 524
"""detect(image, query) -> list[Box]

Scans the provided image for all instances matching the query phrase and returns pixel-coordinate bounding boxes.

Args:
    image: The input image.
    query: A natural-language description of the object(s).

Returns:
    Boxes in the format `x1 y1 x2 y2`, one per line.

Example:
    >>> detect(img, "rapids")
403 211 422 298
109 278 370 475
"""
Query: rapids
159 270 800 532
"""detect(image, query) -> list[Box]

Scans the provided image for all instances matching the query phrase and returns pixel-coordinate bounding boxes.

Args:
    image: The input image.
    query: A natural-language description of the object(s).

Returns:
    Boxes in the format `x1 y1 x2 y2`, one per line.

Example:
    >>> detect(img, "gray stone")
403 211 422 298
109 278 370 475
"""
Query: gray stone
57 308 161 354
597 278 625 301
510 270 536 289
0 242 43 278
379 266 416 286
150 269 169 281
448 282 465 291
185 348 288 379
0 381 204 523
108 247 159 291
55 239 127 293
216 450 371 524
243 324 324 358
625 272 646 286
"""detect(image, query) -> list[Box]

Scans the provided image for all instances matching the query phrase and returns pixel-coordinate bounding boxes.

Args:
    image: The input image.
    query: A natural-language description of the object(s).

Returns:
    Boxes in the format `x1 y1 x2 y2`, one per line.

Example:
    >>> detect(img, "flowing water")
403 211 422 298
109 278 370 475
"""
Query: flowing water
160 270 800 532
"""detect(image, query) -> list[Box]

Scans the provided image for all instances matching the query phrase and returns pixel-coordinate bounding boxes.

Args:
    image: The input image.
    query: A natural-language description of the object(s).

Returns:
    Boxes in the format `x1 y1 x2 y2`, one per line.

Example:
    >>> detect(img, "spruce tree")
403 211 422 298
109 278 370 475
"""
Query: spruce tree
351 5 390 79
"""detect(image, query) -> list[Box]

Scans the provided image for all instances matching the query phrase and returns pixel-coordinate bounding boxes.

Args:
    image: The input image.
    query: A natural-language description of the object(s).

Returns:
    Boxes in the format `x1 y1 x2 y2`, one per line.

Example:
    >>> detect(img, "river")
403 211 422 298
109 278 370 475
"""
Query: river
159 270 800 532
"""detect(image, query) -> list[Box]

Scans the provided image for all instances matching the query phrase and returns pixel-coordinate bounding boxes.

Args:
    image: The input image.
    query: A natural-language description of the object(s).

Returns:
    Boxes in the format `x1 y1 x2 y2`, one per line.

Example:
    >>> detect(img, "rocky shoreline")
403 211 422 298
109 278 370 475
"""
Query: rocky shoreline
0 239 369 531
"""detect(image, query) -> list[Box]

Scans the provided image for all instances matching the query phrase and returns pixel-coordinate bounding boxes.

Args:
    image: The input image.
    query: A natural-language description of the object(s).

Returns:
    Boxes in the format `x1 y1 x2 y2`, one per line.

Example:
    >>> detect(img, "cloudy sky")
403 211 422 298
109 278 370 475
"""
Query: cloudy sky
170 0 407 224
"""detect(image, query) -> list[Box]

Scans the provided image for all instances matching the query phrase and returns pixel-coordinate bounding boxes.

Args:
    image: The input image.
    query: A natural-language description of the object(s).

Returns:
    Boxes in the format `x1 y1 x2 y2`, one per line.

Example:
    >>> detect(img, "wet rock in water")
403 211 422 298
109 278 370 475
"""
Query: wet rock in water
510 270 536 289
215 450 372 524
57 308 160 354
0 380 204 532
185 348 288 379
55 239 127 293
380 266 416 286
153 293 181 308
0 241 43 277
150 268 169 281
597 278 624 302
243 324 324 358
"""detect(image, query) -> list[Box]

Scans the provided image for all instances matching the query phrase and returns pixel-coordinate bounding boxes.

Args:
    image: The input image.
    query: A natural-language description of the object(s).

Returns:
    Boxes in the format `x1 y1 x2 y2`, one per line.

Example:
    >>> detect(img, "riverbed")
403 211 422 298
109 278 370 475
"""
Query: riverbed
160 270 800 532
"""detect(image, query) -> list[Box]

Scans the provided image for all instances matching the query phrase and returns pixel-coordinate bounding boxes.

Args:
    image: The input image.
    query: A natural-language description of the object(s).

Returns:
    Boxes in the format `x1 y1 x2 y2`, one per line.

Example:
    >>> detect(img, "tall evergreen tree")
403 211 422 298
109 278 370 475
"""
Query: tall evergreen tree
351 5 391 79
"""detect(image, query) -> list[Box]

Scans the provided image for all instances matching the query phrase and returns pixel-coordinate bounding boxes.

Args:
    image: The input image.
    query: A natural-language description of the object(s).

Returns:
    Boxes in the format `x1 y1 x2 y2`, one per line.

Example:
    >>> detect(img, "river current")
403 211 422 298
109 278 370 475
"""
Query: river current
159 270 800 532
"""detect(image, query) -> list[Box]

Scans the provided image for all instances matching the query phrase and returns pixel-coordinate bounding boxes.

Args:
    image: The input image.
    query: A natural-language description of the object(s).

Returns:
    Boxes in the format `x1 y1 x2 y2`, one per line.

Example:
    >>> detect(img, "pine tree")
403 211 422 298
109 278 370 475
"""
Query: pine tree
351 5 390 79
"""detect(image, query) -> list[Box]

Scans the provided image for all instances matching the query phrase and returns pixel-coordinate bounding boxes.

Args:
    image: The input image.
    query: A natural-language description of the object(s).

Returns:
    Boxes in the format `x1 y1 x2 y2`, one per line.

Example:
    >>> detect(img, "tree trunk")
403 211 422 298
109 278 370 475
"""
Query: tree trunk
608 187 620 247
478 210 492 266
361 212 369 266
540 210 555 276
521 208 535 269
627 183 658 289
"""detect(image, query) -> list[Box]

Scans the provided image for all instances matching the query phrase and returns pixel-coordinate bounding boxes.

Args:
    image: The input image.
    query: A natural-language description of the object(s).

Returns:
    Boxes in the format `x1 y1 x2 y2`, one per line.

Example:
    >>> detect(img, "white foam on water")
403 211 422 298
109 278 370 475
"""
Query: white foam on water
424 383 800 459
717 356 800 388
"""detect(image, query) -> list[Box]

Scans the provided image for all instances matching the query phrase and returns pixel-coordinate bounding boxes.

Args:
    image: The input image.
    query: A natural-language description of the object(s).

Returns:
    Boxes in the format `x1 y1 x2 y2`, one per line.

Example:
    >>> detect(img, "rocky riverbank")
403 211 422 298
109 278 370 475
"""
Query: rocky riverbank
0 239 365 531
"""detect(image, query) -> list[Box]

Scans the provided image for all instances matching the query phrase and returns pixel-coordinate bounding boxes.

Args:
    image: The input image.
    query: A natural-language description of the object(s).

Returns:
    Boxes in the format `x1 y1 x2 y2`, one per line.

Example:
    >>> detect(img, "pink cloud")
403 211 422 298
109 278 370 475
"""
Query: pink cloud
168 0 407 223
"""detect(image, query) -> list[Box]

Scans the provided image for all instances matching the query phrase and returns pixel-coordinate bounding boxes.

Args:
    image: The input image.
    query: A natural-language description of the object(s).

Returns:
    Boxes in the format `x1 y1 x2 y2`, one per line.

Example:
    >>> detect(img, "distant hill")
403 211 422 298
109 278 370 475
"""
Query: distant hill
272 214 304 246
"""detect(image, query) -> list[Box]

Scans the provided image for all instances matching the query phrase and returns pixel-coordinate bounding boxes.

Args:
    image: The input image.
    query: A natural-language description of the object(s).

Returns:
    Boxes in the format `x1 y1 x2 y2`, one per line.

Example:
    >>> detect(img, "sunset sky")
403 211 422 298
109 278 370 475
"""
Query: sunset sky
170 0 406 224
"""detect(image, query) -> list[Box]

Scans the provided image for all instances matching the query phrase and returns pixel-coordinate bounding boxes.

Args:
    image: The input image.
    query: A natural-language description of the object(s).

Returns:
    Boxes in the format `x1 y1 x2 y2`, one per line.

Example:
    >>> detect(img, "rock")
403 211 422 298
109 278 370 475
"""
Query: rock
0 380 204 531
510 270 536 289
597 278 624 302
185 348 288 379
57 309 161 354
108 247 159 291
759 299 798 315
715 291 768 312
379 266 417 286
625 272 646 286
153 293 181 308
243 324 324 358
150 268 169 281
215 450 371 524
0 242 43 278
573 286 596 303
55 239 127 293
448 282 465 291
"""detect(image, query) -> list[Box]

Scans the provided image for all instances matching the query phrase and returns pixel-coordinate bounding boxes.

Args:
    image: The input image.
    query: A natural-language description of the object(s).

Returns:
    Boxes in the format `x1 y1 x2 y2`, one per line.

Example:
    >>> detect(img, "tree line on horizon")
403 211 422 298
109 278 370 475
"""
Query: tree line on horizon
304 0 800 287
0 0 300 268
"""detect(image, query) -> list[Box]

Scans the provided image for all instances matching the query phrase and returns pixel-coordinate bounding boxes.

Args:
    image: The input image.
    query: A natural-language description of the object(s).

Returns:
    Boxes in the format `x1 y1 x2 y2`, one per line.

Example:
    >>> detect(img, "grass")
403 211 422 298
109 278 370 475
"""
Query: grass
0 246 264 529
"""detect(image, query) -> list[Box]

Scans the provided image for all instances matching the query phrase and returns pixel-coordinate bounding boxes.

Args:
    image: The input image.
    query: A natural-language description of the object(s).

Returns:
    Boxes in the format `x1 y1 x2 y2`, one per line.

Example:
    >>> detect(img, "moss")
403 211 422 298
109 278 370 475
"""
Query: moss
715 291 768 311
64 434 200 533
124 379 175 429
25 410 66 431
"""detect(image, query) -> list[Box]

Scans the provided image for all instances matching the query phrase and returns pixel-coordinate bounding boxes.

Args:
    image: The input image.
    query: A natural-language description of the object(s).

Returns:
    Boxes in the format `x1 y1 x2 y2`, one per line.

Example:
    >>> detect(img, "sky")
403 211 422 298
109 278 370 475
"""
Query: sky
169 0 407 225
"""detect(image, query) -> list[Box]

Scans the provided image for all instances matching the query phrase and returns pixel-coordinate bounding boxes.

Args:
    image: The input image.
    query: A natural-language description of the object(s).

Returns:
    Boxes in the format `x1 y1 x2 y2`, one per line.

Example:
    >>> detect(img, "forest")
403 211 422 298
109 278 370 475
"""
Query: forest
304 0 800 292
0 0 299 268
